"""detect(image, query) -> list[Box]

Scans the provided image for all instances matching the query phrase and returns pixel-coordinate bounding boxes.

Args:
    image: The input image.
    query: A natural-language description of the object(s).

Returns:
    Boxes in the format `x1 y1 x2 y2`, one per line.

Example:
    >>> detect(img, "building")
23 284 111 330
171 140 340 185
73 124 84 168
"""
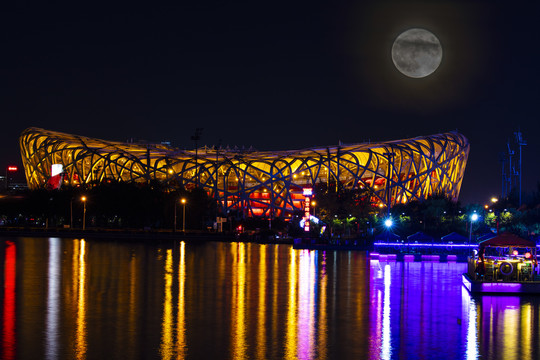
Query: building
20 127 469 218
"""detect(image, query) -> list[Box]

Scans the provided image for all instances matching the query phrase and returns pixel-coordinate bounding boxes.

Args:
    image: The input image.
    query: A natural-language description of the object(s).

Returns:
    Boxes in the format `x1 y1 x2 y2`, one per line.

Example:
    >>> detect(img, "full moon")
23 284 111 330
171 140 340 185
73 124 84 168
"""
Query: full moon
391 28 442 78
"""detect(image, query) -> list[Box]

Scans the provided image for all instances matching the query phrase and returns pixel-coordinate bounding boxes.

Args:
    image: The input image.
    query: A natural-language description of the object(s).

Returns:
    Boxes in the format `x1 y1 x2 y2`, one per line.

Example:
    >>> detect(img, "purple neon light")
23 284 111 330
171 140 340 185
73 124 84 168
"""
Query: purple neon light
480 282 523 292
374 242 478 248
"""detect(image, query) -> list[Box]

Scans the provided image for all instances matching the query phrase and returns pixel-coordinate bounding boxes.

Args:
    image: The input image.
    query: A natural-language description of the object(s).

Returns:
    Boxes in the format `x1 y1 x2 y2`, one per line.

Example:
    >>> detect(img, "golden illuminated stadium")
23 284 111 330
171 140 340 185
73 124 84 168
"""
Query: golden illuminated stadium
20 128 469 218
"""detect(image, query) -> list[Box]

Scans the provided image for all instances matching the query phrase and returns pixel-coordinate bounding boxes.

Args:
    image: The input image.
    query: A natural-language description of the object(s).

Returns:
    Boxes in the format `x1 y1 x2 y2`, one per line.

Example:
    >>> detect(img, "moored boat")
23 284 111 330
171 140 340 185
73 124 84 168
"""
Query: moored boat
463 233 540 294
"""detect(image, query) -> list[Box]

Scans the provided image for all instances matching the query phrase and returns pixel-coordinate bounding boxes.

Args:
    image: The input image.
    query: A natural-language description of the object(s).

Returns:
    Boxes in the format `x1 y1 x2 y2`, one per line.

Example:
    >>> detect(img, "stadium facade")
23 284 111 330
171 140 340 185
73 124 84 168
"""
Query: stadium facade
20 128 469 218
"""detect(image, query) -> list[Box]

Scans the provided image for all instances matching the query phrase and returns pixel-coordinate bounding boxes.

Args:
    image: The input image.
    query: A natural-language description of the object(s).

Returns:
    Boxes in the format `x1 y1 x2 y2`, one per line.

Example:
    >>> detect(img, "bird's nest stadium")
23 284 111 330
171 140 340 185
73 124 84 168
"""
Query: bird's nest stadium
20 128 469 218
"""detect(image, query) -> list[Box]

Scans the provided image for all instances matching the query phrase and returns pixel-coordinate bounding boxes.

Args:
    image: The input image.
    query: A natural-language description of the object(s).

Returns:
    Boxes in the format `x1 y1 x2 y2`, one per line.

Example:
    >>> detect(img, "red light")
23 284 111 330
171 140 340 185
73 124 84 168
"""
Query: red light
525 252 532 259
7 166 17 171
513 250 519 256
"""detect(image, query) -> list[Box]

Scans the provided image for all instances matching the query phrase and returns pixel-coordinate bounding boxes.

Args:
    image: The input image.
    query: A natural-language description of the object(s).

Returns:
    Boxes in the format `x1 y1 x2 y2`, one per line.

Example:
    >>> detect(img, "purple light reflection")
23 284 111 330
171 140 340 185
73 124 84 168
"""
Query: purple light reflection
369 260 469 358
297 250 317 360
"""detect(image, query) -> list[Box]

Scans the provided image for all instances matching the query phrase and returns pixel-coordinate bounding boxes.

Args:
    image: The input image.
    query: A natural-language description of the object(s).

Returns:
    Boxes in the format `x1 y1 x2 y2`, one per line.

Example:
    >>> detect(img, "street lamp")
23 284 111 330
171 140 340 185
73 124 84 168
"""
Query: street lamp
384 217 393 243
181 198 187 232
469 213 478 246
81 196 87 230
174 199 177 232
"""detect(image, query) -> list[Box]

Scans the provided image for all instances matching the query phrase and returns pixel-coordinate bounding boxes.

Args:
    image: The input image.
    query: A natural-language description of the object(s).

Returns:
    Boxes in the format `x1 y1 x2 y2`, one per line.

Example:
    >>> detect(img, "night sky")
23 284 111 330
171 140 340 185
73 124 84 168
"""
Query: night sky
1 1 539 205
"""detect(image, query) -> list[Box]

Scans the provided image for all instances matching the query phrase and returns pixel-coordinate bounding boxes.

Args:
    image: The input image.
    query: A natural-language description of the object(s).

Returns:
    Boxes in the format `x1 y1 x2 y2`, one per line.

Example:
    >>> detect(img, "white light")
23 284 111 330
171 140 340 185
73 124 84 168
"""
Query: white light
471 213 479 222
384 219 393 228
51 164 63 177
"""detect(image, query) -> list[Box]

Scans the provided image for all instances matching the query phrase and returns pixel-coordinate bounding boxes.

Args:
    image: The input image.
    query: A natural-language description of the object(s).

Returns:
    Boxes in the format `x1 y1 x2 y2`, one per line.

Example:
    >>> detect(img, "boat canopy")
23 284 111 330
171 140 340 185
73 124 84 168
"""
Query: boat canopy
479 232 536 249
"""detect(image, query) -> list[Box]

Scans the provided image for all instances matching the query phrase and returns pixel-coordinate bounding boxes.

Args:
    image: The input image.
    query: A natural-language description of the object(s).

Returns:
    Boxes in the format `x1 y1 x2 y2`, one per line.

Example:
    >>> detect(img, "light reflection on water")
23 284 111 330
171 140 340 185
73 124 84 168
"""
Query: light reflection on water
2 238 540 359
75 239 87 360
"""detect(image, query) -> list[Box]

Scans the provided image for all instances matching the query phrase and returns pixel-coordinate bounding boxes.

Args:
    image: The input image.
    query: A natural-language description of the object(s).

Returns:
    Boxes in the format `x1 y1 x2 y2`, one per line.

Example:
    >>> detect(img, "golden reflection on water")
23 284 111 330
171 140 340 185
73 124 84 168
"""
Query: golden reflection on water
177 241 187 358
75 239 87 360
502 301 520 360
285 248 298 359
256 245 267 359
159 242 187 359
271 245 280 358
160 249 174 359
520 303 532 360
231 242 248 359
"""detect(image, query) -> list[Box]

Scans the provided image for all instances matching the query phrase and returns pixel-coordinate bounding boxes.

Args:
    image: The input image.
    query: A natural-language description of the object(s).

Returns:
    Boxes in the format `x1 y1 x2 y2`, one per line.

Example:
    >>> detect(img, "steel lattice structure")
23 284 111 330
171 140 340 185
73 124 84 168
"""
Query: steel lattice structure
20 127 469 218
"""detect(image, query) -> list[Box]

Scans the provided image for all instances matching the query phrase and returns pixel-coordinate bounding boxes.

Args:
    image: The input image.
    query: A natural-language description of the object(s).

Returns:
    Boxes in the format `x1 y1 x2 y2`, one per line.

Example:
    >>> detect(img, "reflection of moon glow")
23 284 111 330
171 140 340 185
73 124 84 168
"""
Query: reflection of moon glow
391 28 442 78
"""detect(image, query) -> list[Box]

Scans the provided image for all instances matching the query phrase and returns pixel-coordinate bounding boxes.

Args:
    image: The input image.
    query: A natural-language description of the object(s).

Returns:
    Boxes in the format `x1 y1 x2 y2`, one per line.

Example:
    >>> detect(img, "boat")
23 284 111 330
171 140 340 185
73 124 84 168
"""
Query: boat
462 232 540 294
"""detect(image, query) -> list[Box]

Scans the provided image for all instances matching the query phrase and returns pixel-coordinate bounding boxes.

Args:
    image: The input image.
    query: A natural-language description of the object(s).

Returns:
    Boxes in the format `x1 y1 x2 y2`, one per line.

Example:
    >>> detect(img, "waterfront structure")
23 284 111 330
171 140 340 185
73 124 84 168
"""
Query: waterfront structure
20 127 469 218
463 233 540 294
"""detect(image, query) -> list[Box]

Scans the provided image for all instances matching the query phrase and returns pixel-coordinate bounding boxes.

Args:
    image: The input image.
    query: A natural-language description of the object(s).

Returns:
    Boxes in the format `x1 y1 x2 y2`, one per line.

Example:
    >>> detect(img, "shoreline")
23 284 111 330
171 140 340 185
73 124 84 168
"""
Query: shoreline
0 227 237 242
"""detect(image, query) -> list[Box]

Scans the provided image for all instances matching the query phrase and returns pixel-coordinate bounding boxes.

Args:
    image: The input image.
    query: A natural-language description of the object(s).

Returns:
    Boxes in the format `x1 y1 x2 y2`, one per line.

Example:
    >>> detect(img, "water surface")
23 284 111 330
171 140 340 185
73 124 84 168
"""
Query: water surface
1 237 539 359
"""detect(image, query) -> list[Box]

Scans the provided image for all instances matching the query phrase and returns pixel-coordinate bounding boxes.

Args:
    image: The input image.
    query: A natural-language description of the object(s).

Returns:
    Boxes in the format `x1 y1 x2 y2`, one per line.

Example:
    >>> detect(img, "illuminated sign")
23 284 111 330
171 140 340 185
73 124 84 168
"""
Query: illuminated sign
51 164 63 177
303 188 312 232
7 166 17 172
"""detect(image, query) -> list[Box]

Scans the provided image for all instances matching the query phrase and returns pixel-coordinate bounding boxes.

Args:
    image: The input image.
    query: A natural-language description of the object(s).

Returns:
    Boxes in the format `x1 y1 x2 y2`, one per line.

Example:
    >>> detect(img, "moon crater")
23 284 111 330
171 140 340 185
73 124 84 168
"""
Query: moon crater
391 28 442 78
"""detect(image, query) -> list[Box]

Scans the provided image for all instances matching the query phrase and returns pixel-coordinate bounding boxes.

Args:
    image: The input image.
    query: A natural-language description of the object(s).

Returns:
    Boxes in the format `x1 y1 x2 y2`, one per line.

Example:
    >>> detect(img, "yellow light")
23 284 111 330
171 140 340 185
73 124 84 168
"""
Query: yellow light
181 198 186 204
484 204 488 209
168 169 173 174
81 196 86 202
491 197 498 203
311 201 316 206
293 174 297 179
379 203 384 208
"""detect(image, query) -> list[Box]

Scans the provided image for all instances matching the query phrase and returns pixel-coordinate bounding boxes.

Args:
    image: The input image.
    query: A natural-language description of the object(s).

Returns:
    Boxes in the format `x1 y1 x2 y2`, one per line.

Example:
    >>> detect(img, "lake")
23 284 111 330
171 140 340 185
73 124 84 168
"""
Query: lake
1 237 539 359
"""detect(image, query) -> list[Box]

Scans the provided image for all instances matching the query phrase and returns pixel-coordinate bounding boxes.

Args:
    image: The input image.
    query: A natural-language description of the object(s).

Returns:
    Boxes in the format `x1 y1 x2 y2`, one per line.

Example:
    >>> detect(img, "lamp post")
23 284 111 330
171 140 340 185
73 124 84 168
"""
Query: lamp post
81 196 87 230
181 198 187 232
469 213 478 246
384 217 393 243
174 199 177 232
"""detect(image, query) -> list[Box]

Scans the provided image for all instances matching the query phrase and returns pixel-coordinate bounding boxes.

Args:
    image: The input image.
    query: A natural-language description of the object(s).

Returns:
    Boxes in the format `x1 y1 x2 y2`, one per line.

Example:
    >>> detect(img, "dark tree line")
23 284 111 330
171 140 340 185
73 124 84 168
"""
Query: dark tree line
0 181 216 231
3 179 540 240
